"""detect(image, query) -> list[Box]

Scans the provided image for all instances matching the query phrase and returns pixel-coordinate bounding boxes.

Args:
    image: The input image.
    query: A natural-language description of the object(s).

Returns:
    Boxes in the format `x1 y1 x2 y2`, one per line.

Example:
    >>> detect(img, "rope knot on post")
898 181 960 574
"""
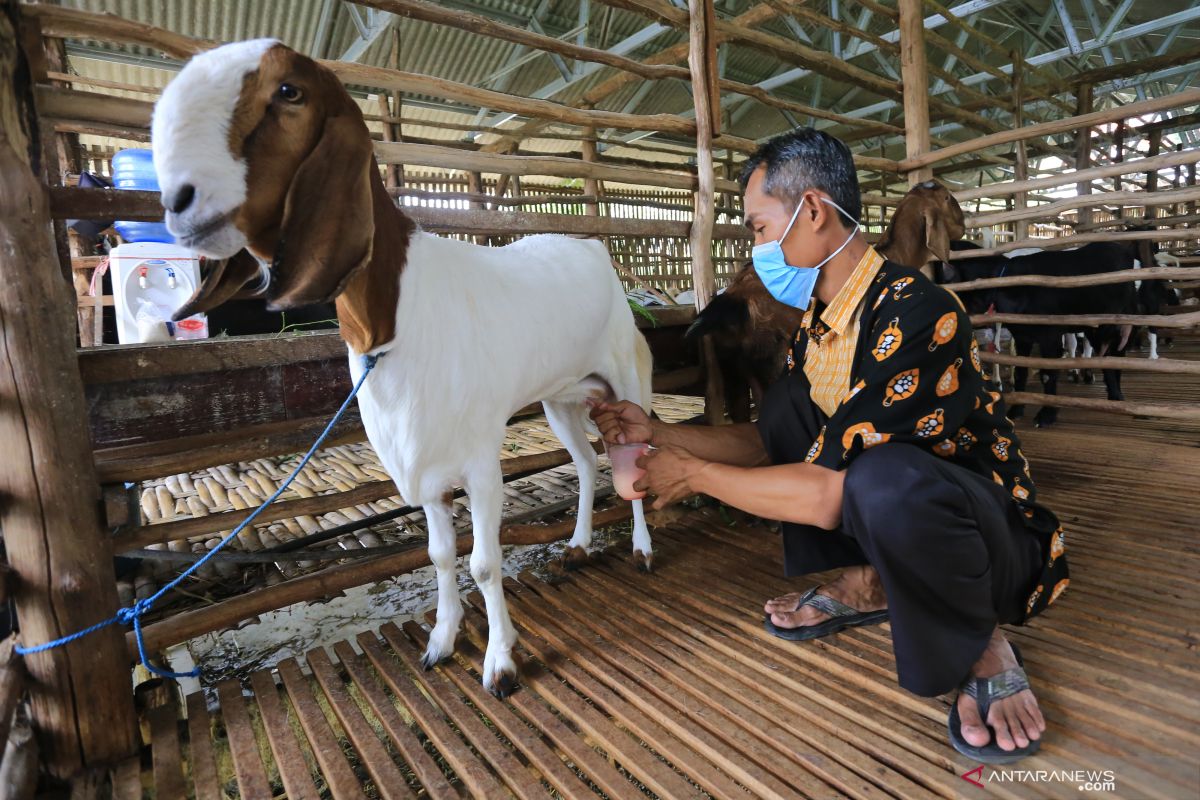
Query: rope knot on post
115 600 153 626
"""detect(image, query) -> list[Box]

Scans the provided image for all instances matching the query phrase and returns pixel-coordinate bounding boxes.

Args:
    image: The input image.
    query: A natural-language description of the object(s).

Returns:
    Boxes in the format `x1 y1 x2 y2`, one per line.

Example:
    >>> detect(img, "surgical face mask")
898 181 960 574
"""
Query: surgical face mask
752 196 860 310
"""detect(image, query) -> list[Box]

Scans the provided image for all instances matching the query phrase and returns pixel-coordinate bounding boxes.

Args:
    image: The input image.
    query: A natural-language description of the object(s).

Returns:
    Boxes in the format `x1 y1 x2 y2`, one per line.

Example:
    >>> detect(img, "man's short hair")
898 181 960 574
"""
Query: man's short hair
739 128 861 228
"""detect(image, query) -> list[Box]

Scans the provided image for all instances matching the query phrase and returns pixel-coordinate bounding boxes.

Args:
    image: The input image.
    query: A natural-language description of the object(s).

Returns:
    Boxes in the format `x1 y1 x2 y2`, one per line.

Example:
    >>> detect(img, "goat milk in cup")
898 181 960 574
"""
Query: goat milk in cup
609 443 652 500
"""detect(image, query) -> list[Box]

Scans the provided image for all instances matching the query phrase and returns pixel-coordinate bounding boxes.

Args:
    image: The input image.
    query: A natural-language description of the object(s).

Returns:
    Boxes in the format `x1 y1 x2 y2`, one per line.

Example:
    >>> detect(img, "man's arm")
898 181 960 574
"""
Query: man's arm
652 419 769 468
691 461 845 529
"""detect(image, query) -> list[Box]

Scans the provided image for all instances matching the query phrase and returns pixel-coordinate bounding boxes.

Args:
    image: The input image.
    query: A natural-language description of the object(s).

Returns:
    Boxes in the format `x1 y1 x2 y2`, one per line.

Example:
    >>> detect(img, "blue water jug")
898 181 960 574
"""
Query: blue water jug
112 149 175 244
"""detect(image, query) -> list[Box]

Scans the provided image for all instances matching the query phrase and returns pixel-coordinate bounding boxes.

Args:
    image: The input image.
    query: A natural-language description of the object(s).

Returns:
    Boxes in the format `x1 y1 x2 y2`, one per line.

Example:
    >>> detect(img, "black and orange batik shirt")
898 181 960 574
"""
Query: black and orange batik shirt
790 260 1068 621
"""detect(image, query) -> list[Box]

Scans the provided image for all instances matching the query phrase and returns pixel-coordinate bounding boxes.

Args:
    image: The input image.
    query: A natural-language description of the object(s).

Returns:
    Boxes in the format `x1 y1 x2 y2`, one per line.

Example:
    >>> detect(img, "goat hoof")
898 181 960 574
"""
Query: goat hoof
1034 410 1058 428
1082 372 1095 385
633 549 654 573
562 545 589 570
486 670 519 699
1009 405 1025 419
420 651 449 671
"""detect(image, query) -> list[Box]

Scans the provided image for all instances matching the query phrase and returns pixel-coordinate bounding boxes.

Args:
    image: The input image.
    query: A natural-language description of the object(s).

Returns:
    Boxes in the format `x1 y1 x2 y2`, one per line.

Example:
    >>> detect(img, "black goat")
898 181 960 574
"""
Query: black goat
938 242 1138 427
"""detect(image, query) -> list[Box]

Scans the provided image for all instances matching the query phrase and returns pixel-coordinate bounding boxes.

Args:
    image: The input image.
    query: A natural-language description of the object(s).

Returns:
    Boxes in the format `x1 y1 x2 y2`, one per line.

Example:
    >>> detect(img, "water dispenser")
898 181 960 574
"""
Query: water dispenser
110 242 208 344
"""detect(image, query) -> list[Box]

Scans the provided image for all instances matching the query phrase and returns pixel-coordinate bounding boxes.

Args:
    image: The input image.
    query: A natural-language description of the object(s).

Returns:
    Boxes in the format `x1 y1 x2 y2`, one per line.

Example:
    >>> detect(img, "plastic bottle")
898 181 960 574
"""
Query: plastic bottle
112 149 175 244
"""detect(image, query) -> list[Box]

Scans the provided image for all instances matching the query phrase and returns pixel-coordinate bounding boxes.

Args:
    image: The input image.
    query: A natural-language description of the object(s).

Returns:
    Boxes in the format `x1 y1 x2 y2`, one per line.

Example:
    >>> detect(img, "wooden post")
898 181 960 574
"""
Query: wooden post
1145 128 1162 224
0 1 138 777
1188 160 1197 217
377 94 400 190
390 28 403 189
1113 118 1125 219
39 34 97 347
1074 83 1094 227
1011 51 1029 240
378 28 403 190
465 170 488 244
581 125 602 219
898 0 933 185
688 0 724 425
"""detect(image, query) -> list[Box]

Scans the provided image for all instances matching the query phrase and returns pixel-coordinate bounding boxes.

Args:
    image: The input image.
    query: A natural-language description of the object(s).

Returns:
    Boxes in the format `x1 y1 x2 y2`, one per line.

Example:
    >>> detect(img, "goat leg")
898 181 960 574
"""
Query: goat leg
1009 336 1034 419
421 498 464 670
1033 334 1062 428
466 461 519 697
543 400 598 570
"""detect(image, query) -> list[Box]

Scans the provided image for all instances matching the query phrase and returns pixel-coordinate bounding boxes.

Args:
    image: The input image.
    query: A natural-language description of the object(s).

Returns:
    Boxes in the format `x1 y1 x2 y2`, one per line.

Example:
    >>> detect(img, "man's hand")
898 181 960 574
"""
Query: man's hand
636 446 711 510
589 400 653 445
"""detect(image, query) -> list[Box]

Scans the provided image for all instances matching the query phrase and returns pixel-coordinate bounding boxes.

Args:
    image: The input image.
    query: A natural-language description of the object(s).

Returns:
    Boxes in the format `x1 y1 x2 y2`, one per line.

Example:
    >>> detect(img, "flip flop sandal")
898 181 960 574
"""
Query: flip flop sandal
948 643 1041 764
763 586 889 642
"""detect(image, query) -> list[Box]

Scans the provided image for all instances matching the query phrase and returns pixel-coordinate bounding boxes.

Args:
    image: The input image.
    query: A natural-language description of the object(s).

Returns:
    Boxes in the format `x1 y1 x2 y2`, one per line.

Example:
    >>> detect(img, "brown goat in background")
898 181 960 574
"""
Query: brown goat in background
688 181 966 421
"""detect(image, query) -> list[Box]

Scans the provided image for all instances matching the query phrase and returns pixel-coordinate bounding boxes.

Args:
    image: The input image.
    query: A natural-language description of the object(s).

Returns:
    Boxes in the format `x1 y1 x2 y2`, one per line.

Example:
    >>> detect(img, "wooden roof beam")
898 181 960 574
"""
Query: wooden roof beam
591 0 903 100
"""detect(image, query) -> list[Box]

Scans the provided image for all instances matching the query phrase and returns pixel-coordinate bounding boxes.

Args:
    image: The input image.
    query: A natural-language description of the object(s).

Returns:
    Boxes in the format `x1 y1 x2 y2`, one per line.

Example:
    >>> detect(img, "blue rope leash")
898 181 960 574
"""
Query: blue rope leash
15 353 381 679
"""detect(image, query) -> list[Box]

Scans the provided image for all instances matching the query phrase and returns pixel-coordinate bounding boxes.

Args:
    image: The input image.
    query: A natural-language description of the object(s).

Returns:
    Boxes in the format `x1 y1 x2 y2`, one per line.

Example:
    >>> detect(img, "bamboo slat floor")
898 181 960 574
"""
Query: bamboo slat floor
119 395 707 612
123 417 1198 799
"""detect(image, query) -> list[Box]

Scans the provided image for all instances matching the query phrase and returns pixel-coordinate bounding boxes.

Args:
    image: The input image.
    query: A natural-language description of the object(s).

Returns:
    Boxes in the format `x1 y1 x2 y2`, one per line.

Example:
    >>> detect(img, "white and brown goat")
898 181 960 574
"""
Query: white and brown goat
151 40 653 695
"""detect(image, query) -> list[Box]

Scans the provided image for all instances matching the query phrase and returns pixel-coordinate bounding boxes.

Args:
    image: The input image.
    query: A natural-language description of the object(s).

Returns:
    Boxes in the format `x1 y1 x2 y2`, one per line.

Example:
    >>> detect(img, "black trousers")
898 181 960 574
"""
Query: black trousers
757 372 1043 697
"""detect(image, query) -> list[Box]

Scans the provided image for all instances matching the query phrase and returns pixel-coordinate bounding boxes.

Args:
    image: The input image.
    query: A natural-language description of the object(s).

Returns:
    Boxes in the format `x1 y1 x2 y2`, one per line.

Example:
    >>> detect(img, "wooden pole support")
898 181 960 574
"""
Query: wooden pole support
1074 83 1094 227
0 1 138 776
1010 50 1029 241
898 0 933 185
687 0 724 426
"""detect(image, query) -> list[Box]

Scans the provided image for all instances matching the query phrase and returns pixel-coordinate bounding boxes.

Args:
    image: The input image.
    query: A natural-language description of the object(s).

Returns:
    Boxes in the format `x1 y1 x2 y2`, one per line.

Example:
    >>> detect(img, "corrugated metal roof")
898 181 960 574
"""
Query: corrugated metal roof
53 0 1200 173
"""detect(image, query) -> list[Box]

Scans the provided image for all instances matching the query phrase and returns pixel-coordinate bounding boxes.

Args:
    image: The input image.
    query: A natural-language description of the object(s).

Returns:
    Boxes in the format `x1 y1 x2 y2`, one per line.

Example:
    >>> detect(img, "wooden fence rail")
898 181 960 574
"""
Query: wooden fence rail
980 352 1200 375
965 186 1200 228
952 149 1200 203
944 265 1196 291
901 89 1200 172
949 228 1197 258
48 187 753 239
1002 391 1200 421
970 310 1200 328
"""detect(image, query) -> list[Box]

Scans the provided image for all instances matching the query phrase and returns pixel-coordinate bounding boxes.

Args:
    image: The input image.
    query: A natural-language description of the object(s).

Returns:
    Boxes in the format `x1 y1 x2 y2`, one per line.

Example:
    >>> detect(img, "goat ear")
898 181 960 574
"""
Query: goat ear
268 113 375 310
922 206 953 263
685 294 749 341
172 250 264 321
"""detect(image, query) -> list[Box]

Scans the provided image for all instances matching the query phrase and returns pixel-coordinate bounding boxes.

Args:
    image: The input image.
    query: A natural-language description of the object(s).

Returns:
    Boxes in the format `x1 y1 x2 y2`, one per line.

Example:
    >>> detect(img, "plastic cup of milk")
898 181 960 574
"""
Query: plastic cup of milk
609 443 653 500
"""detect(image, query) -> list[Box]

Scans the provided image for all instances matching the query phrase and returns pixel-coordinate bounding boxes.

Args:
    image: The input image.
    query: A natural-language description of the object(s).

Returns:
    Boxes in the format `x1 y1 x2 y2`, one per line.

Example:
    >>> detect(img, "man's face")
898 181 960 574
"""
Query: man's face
742 165 844 268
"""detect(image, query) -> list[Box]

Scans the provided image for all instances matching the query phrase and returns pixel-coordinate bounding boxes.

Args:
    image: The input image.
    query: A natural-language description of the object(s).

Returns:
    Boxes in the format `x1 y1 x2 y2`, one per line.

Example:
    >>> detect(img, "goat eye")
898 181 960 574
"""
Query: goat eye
277 83 303 103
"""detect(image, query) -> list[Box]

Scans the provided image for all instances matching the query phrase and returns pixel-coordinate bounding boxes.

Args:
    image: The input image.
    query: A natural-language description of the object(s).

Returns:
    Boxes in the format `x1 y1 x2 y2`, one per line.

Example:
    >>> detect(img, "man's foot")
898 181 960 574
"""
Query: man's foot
764 565 887 630
955 627 1045 756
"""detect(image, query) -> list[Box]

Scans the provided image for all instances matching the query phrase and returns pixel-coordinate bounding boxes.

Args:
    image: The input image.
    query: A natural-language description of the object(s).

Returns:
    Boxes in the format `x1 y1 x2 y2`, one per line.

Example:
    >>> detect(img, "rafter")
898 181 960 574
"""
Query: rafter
829 6 1200 127
309 0 338 58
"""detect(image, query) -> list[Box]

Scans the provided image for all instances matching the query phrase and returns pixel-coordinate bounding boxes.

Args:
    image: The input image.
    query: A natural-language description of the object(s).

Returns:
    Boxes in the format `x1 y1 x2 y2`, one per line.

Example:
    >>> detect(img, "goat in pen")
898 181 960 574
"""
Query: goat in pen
150 40 654 696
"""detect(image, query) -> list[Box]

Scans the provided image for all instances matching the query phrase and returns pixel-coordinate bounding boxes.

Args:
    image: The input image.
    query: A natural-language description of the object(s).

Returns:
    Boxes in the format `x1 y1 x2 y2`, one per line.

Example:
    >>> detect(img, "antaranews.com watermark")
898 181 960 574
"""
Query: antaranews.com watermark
962 765 1117 793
